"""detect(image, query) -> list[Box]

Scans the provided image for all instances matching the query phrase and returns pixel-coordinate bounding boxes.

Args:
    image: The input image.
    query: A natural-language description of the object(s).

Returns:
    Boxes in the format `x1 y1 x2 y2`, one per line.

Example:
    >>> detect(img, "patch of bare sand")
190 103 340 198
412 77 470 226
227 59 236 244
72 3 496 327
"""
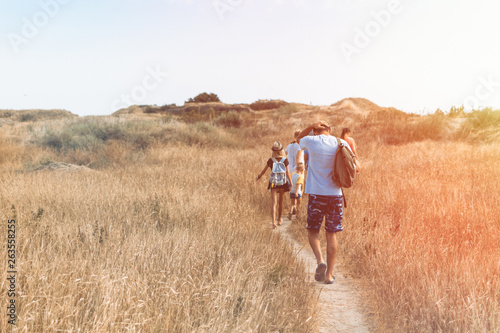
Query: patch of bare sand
33 162 93 172
278 218 375 333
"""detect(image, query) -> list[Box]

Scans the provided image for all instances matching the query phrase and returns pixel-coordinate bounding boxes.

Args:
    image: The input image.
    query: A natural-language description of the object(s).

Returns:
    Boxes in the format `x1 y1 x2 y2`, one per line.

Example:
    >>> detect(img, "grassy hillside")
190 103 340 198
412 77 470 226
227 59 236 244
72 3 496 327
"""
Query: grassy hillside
1 98 499 332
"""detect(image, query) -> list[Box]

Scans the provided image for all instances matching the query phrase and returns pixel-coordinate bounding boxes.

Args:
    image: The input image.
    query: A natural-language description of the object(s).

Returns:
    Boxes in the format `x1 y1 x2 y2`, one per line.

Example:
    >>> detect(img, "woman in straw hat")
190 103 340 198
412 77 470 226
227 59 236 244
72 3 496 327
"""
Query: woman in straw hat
256 141 292 229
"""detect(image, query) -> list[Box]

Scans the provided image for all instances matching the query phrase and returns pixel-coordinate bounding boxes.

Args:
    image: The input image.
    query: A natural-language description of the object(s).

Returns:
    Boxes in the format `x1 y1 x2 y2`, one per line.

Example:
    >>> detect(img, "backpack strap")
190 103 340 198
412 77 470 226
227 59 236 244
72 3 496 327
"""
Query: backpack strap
271 157 277 164
341 188 347 208
335 137 347 208
335 137 342 147
279 157 286 163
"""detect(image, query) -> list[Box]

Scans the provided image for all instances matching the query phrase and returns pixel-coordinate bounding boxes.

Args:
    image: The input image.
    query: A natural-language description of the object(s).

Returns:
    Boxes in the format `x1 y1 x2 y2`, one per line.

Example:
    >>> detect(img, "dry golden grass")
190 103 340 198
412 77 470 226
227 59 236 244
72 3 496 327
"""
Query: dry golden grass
337 141 500 332
263 105 500 332
285 140 500 332
0 144 316 332
1 103 499 332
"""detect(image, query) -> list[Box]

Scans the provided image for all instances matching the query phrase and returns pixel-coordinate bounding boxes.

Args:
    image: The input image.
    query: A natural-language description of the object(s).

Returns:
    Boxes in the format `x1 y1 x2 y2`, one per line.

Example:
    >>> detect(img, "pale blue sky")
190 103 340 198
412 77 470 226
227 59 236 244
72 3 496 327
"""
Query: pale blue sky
1 0 500 116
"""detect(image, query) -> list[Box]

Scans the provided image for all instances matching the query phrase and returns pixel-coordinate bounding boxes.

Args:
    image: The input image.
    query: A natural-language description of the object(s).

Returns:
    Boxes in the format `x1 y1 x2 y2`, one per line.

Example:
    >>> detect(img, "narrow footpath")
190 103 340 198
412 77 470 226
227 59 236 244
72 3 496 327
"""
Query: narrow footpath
278 218 375 333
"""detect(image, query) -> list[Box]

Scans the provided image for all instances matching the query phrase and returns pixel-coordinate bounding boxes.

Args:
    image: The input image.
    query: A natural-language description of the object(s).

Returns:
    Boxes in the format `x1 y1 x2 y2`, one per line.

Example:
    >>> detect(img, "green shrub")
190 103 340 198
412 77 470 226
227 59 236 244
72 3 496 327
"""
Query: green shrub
39 119 158 152
0 111 12 118
466 108 500 128
20 113 37 122
456 108 500 141
41 131 71 150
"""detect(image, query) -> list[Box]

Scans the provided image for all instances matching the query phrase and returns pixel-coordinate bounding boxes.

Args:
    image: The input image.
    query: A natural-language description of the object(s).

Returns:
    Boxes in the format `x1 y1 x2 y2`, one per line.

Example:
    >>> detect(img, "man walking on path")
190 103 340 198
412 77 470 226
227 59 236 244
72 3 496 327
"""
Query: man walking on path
297 121 353 284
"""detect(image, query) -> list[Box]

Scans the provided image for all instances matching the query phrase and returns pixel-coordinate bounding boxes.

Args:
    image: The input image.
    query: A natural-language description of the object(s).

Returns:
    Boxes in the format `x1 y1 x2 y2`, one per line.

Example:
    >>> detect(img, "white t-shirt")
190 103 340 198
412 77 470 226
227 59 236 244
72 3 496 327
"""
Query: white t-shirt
299 135 352 196
290 172 304 194
285 142 300 172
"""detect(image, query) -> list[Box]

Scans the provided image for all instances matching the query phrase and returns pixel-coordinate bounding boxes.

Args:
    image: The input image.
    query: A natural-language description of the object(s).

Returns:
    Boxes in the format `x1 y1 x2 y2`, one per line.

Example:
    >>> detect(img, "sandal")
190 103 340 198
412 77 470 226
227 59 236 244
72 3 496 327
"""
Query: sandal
325 276 335 284
315 263 327 282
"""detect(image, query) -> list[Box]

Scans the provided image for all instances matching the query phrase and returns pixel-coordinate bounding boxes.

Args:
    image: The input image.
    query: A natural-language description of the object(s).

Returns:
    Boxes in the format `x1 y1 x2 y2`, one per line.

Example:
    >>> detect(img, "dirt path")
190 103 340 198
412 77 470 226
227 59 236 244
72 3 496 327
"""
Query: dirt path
278 218 375 333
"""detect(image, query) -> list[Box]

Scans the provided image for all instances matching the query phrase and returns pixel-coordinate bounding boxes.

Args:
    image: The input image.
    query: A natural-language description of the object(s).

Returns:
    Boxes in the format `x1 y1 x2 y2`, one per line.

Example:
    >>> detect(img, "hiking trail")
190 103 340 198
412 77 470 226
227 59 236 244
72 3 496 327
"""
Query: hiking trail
278 218 375 333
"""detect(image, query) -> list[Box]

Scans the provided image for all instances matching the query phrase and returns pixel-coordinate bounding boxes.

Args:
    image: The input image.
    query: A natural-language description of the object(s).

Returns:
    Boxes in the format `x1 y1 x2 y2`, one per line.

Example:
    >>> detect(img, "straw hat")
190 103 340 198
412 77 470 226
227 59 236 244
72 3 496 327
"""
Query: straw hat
271 141 285 158
271 141 283 151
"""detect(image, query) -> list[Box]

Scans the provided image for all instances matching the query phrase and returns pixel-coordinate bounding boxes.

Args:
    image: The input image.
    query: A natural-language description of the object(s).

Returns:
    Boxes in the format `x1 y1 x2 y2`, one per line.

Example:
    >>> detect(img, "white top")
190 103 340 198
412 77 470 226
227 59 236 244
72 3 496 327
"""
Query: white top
290 172 304 194
299 135 352 196
285 142 301 172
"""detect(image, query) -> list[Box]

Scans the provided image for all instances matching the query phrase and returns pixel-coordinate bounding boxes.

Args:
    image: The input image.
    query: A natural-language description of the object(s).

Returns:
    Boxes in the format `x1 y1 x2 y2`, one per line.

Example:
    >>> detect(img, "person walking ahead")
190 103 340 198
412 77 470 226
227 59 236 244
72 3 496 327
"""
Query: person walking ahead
340 127 357 157
287 162 305 220
256 141 292 229
341 127 361 171
297 121 353 284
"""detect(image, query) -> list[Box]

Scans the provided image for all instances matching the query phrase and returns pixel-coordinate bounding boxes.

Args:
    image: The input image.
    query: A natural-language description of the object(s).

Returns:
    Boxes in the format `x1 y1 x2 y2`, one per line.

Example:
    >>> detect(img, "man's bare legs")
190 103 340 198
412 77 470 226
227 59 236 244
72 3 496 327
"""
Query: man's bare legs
325 231 338 282
308 229 324 265
308 229 338 283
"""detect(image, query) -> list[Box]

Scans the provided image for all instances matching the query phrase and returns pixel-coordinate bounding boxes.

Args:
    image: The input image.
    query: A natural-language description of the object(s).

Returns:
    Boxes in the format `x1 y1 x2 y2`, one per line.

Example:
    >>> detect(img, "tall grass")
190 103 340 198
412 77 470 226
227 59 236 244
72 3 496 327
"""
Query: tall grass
0 132 21 167
457 108 500 142
2 106 499 332
213 111 243 128
356 110 448 145
0 146 316 332
342 141 500 331
27 118 239 168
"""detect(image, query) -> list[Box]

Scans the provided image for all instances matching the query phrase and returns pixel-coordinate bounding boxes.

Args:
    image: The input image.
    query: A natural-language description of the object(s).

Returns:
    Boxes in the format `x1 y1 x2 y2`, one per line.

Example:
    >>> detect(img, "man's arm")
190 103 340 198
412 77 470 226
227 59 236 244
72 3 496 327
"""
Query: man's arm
296 124 315 142
296 121 330 142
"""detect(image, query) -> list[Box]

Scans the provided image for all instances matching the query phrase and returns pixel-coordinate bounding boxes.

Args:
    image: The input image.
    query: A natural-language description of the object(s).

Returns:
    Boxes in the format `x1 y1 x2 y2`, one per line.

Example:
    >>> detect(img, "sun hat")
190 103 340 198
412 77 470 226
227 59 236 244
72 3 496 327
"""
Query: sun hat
271 141 285 158
271 141 283 151
313 121 331 134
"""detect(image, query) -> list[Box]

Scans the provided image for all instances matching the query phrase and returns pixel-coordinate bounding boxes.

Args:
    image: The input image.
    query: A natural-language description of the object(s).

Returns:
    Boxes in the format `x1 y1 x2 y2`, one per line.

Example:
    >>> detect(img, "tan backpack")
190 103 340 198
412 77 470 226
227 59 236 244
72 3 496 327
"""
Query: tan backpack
332 137 357 206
